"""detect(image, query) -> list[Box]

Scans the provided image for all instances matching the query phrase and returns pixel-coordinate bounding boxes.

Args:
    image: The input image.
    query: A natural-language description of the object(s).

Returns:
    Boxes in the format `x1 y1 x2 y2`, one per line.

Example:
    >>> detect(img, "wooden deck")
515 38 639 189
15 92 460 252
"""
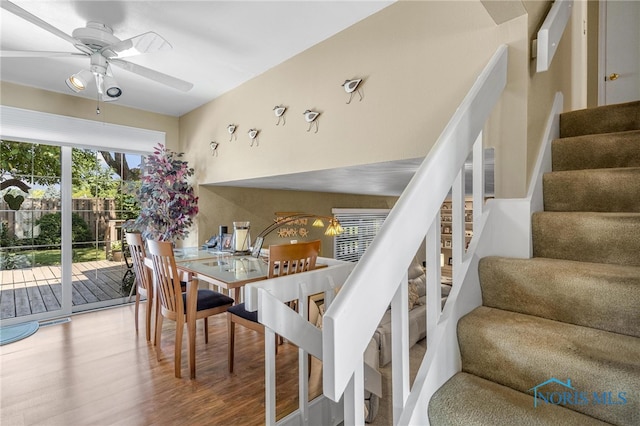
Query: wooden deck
0 260 130 320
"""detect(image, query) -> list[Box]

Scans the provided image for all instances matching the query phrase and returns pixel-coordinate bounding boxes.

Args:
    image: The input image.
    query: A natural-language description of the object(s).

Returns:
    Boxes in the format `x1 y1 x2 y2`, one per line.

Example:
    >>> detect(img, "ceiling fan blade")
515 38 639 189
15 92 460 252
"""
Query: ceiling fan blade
0 50 86 58
110 59 193 92
102 32 172 59
1 1 80 48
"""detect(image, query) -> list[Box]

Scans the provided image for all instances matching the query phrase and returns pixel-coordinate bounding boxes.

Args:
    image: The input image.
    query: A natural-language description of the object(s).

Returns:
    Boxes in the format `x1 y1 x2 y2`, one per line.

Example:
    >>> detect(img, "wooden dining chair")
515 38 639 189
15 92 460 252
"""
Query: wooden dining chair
125 232 155 342
147 240 234 379
227 239 320 373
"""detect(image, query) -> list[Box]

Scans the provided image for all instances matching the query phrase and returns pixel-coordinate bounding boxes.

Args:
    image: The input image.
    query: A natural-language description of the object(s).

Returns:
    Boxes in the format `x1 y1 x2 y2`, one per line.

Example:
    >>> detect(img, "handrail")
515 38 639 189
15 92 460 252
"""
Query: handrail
533 0 574 72
245 259 355 425
322 45 508 405
252 44 509 426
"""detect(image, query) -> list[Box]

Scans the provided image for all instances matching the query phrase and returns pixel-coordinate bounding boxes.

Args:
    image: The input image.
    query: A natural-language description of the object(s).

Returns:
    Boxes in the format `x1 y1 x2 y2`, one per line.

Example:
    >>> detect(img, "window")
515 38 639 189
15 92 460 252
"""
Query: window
0 106 163 325
332 208 390 262
0 141 145 321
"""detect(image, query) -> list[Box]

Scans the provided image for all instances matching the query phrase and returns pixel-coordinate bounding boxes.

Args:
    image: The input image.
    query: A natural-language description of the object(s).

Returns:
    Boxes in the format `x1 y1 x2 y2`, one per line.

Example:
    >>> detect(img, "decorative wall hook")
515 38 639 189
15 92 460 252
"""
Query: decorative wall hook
273 105 287 125
342 78 363 104
303 110 320 133
227 124 237 141
210 141 219 156
248 128 260 146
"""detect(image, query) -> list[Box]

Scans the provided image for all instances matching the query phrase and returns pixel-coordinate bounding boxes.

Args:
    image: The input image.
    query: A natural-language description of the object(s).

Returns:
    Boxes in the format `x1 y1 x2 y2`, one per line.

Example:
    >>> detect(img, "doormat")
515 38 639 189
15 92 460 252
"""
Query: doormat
0 321 39 346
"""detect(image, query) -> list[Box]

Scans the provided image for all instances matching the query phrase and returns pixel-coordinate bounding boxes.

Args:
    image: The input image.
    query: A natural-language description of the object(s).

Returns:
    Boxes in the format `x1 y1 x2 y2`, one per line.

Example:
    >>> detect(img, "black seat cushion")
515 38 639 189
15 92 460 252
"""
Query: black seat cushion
182 289 234 311
227 303 258 323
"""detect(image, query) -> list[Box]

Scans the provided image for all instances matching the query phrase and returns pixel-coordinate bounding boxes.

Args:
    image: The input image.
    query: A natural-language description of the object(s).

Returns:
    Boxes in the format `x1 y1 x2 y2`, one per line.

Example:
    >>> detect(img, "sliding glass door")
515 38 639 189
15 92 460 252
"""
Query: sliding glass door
0 140 143 324
1 141 66 324
70 149 142 314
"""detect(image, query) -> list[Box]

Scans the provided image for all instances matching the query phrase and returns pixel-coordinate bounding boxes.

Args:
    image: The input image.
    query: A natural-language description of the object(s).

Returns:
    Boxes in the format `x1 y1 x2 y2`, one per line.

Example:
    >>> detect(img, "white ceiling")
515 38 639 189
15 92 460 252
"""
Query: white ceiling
1 1 492 198
210 157 427 197
211 152 495 197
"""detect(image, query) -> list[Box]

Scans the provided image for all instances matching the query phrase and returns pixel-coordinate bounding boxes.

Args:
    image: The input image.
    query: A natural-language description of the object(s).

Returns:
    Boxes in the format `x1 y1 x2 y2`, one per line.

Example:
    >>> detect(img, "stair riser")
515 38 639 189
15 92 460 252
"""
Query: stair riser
458 307 640 425
560 100 640 138
431 102 640 426
532 212 640 266
552 130 640 171
479 257 640 337
543 168 640 212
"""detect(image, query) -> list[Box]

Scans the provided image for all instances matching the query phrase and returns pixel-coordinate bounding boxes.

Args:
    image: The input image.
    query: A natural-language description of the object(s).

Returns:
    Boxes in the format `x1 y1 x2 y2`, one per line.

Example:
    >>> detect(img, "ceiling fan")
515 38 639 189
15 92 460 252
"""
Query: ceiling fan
0 0 193 102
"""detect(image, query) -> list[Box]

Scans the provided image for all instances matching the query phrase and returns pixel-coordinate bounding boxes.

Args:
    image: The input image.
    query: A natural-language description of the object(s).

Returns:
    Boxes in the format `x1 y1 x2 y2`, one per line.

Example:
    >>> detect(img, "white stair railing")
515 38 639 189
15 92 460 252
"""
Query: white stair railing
322 44 508 425
250 44 509 425
532 0 574 72
245 258 355 426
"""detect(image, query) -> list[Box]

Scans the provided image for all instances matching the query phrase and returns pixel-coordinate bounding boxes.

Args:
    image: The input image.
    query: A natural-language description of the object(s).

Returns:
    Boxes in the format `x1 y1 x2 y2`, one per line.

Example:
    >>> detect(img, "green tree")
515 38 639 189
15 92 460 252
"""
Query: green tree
1 141 139 196
71 149 120 198
34 212 92 247
0 141 60 193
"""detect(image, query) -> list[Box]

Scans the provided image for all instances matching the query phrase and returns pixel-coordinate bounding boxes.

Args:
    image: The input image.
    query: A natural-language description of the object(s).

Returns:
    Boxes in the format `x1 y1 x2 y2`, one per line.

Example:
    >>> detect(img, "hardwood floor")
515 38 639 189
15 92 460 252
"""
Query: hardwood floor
0 303 319 425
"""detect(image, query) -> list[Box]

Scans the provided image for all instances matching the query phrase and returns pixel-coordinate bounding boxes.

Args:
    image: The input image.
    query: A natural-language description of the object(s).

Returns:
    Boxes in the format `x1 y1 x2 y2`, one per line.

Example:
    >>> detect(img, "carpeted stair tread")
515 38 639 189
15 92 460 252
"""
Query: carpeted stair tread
552 130 640 171
428 101 639 425
479 256 640 337
543 167 640 212
428 372 610 426
532 212 640 266
458 307 640 425
560 100 640 138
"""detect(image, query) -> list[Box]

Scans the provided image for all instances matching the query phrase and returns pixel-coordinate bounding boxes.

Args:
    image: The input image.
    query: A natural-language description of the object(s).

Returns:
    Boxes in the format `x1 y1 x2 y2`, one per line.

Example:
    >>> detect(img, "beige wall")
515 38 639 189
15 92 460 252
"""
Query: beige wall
485 14 529 198
524 0 589 190
181 0 535 242
587 0 600 107
0 81 179 149
198 186 396 258
180 1 510 185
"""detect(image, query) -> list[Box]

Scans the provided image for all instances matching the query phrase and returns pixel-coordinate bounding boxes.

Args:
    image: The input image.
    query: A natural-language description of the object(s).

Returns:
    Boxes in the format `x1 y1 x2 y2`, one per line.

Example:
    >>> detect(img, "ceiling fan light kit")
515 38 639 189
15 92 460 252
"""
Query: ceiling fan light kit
103 75 122 99
65 69 93 92
1 0 192 105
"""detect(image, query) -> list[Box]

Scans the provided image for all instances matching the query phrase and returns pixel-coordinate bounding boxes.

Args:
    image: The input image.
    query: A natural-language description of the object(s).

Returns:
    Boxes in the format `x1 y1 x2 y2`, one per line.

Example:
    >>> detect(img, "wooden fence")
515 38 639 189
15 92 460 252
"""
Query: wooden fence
0 198 119 242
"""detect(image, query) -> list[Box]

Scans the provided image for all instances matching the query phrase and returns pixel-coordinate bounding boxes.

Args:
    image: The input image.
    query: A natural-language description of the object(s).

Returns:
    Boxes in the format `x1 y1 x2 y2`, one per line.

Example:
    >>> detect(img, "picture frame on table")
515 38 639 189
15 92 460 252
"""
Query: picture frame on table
220 233 233 251
444 239 452 248
448 257 453 265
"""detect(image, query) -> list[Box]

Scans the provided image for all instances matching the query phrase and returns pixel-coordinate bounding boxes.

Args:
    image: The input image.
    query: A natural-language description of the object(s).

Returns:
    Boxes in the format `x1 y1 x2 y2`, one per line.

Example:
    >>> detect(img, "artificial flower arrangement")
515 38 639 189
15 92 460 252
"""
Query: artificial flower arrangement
127 143 198 242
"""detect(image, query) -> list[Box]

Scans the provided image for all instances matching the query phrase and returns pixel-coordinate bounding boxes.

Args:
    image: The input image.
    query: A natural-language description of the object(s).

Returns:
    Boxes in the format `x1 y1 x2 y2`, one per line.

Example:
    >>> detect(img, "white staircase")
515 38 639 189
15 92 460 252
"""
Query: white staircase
243 43 525 425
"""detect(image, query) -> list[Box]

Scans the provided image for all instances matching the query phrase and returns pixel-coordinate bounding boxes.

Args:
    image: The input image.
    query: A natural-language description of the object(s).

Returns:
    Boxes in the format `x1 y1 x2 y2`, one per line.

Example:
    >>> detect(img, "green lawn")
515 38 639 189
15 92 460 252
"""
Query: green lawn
1 247 107 269
34 247 108 265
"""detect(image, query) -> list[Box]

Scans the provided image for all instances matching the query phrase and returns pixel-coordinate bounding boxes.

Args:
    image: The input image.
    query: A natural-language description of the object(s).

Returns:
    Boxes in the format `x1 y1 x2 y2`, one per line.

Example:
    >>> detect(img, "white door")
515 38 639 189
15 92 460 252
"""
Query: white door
599 0 640 105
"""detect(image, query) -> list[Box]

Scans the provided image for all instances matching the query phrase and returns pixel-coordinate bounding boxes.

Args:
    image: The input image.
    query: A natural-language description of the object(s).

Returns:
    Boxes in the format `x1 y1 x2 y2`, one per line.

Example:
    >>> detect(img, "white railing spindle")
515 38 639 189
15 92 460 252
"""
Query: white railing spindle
252 44 509 426
473 132 485 227
265 325 277 426
391 271 410 425
452 170 465 271
426 216 442 348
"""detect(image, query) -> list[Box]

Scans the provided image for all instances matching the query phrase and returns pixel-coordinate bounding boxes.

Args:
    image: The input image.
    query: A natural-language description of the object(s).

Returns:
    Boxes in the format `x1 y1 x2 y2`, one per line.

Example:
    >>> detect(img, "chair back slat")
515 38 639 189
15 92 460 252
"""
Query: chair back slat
268 240 320 278
147 240 184 316
125 232 152 293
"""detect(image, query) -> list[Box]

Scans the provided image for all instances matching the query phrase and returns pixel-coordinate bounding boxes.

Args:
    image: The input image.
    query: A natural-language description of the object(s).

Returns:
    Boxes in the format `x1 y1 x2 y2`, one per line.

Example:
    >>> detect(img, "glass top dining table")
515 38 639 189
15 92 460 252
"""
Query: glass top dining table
173 248 270 303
